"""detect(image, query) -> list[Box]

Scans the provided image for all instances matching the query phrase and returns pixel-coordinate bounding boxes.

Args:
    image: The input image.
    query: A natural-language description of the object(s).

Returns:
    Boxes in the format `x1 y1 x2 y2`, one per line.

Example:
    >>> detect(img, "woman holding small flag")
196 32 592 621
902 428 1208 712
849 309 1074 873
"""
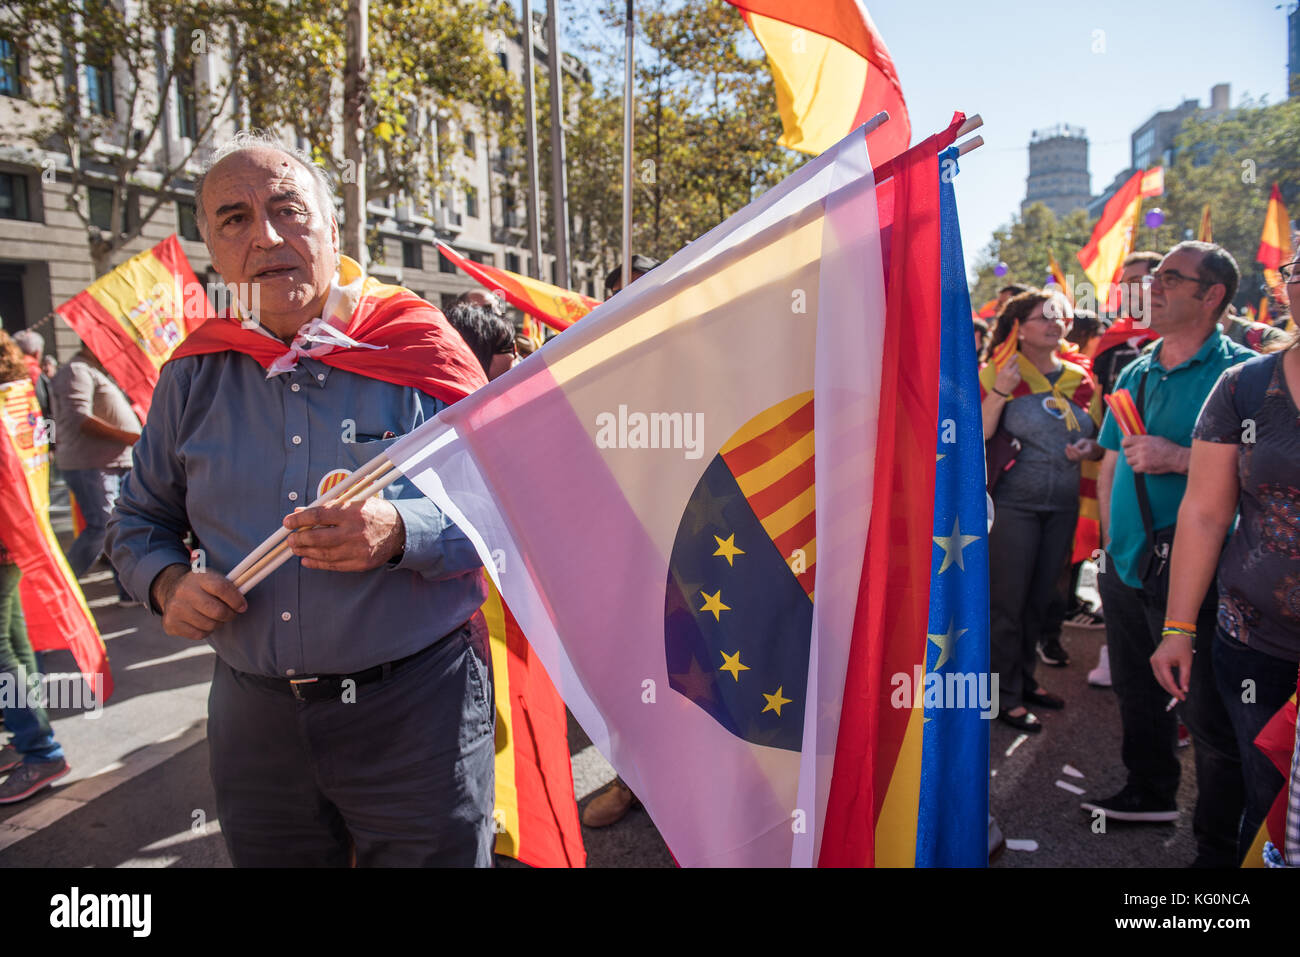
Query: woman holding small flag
980 290 1103 732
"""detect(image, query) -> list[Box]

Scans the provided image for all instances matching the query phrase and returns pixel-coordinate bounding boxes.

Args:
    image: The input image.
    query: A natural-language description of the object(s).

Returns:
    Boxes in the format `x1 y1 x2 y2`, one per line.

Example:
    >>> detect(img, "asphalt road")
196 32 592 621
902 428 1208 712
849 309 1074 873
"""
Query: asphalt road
0 495 1194 869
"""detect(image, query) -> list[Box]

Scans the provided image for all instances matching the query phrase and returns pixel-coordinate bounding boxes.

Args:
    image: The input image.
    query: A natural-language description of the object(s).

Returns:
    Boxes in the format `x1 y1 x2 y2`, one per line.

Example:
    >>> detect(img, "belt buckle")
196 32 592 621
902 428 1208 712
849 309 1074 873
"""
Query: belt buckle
289 676 319 701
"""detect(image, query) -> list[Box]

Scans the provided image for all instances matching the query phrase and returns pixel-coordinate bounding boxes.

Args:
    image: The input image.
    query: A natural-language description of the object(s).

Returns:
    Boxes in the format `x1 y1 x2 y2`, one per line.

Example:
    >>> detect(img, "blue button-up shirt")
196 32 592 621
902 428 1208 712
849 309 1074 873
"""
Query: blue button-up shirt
107 351 485 677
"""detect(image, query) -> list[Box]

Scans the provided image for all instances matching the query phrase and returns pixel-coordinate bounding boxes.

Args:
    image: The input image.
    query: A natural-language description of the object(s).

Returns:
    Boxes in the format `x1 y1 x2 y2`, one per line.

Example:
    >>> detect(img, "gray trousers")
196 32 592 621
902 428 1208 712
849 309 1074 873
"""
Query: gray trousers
988 504 1077 711
208 616 496 867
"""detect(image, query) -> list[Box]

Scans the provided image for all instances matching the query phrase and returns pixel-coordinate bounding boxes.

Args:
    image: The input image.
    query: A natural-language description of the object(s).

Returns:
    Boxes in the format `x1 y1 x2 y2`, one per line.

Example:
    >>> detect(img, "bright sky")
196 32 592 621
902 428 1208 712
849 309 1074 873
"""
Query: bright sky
861 0 1290 279
550 0 1291 283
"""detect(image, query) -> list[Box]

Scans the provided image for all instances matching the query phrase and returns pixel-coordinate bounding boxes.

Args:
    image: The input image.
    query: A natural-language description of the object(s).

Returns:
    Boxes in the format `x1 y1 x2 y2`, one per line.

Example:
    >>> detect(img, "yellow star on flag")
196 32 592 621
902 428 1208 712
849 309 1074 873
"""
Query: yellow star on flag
933 517 980 574
761 686 792 716
699 589 730 621
712 533 745 566
927 618 970 670
718 650 750 681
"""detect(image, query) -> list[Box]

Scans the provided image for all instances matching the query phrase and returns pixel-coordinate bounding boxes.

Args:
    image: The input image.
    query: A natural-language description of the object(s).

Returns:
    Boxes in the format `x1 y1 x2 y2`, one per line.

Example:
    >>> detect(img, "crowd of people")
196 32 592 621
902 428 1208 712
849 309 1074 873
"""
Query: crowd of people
0 126 1296 868
979 242 1300 867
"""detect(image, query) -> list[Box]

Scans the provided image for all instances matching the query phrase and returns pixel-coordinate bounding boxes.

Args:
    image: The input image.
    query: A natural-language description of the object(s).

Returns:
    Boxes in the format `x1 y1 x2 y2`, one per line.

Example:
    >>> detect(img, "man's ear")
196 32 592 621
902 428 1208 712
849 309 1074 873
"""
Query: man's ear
330 216 340 267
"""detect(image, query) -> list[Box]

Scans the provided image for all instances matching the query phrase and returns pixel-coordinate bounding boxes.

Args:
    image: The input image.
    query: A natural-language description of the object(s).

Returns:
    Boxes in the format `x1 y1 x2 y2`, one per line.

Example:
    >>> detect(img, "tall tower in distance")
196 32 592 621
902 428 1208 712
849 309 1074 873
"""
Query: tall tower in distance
1022 125 1092 219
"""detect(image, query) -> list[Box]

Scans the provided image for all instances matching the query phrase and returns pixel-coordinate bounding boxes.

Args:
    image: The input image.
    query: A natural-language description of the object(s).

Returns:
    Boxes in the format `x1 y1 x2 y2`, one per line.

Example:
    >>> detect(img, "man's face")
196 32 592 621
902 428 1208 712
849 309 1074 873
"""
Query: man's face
1116 261 1152 321
1148 248 1220 332
202 147 338 335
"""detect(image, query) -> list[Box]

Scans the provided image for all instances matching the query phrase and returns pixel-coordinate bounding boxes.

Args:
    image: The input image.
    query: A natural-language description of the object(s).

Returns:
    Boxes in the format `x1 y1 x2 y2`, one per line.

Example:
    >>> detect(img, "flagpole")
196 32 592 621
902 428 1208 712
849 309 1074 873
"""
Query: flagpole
621 0 634 291
546 0 572 289
521 0 544 279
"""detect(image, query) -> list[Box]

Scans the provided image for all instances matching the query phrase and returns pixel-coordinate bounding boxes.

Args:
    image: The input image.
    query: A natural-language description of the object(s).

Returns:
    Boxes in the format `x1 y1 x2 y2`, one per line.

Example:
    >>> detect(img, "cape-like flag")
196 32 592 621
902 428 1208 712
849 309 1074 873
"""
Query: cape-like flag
0 379 110 699
483 577 586 867
1242 682 1298 867
55 235 211 421
1198 203 1213 242
728 0 909 162
1077 167 1163 309
384 115 984 866
435 242 599 333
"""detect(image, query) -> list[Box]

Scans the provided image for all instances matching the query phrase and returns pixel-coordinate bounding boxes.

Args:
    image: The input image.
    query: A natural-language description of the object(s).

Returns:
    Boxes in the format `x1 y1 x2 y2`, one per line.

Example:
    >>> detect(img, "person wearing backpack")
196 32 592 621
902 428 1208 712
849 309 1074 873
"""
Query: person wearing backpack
1151 312 1300 865
1083 242 1254 867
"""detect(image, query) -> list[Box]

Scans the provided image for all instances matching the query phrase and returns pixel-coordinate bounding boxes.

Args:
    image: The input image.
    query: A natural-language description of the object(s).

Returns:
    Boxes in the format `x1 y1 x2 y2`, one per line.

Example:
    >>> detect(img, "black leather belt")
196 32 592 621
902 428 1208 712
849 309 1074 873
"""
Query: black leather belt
240 622 470 702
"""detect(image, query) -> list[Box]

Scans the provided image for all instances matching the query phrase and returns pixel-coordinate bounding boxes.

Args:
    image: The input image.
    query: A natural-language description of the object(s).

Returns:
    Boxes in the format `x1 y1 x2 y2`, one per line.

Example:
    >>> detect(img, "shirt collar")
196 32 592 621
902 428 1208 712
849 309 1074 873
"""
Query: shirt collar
1150 328 1223 374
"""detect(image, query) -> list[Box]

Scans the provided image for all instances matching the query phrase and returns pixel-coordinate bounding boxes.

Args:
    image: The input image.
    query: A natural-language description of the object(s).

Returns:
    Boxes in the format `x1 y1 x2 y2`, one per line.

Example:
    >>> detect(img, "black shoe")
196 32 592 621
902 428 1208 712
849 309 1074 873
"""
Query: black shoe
1037 639 1070 667
998 709 1042 733
1024 688 1065 710
1080 786 1177 823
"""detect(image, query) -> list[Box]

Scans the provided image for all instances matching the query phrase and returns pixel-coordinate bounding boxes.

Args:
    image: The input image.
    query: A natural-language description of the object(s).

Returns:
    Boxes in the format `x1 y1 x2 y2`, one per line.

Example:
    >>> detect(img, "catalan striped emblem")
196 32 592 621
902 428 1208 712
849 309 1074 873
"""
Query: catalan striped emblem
663 392 815 751
316 468 352 499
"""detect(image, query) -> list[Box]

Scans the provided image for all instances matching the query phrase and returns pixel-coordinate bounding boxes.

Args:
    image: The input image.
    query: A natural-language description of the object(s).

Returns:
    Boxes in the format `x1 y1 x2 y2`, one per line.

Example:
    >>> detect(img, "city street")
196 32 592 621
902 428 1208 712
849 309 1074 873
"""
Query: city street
0 492 1194 869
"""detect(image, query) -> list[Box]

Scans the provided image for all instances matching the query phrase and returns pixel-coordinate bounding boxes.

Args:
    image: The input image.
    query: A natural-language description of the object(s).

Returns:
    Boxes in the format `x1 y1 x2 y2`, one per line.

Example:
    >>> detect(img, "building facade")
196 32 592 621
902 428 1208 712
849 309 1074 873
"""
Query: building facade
1021 125 1091 219
0 8 594 360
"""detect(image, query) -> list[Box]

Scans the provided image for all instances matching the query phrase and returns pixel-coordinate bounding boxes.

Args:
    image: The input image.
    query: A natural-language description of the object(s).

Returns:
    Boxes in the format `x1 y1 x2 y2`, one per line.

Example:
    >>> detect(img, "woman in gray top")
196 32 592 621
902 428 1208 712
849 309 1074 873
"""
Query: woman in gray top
980 291 1103 732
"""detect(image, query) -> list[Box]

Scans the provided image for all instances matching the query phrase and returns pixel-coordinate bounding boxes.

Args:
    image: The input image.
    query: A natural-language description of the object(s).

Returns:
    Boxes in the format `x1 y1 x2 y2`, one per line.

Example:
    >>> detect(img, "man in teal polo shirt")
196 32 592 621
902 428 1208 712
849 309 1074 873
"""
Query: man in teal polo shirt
1081 241 1253 867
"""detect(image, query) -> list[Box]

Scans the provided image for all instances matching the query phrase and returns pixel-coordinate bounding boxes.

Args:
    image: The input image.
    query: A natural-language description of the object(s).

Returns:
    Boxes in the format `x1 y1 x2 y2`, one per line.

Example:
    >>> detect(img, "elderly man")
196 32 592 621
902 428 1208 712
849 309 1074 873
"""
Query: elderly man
107 132 493 867
1083 242 1253 867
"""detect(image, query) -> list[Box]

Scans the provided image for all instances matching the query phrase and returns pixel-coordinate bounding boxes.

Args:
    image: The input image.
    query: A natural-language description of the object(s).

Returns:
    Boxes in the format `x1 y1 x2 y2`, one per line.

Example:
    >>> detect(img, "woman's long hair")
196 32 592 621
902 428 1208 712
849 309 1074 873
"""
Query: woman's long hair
0 331 29 385
985 289 1073 360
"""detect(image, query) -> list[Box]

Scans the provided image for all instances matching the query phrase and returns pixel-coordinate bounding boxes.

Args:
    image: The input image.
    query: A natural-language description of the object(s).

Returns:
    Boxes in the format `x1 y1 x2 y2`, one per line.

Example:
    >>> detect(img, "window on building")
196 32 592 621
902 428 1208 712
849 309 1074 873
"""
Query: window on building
176 66 199 140
497 51 509 71
505 251 520 273
467 250 494 267
88 187 120 231
0 36 21 98
402 240 422 270
463 129 476 158
439 250 456 273
176 200 200 241
465 186 479 219
0 172 30 220
85 54 115 117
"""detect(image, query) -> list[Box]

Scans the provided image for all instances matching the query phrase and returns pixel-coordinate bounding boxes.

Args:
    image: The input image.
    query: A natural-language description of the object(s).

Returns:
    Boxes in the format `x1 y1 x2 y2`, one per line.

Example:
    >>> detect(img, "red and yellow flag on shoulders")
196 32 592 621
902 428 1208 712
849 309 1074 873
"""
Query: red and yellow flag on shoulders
435 242 598 334
482 577 586 867
727 0 910 162
55 235 211 421
1077 167 1163 310
0 379 110 699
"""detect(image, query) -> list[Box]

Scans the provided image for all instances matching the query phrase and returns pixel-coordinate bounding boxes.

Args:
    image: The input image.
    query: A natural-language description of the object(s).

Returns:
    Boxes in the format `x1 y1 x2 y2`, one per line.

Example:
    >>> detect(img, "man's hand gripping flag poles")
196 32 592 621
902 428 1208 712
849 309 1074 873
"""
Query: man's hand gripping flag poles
225 112 986 598
227 450 401 594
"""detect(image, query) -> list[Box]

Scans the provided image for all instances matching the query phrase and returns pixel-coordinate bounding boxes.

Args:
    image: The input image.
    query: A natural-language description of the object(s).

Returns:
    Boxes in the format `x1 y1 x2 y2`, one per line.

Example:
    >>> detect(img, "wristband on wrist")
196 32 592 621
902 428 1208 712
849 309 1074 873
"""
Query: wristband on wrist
1163 618 1197 633
992 387 1011 398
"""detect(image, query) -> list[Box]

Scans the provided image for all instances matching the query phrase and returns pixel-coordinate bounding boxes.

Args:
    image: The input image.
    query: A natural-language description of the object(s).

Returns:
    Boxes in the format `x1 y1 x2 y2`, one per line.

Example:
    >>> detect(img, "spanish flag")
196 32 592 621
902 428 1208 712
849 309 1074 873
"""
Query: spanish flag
0 379 110 699
1257 184 1291 269
1048 250 1073 305
483 578 586 867
55 235 211 421
727 0 910 162
1242 683 1298 867
1198 203 1213 242
435 242 599 333
1077 167 1163 309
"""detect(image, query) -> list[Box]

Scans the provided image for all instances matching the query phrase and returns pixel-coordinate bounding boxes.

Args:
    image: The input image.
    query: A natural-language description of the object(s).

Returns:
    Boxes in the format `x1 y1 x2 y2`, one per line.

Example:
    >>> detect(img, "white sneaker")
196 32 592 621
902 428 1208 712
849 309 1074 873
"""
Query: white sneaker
1087 645 1111 687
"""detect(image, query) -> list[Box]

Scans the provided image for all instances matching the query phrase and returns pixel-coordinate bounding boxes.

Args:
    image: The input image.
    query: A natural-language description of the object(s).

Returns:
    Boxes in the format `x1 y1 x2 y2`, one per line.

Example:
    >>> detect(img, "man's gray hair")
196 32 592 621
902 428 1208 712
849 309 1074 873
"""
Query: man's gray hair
12 329 43 357
193 130 337 242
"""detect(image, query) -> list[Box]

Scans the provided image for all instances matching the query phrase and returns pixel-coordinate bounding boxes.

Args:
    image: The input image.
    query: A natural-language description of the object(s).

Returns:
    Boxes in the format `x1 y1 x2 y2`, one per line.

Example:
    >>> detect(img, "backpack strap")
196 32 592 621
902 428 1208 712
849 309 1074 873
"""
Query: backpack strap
1228 352 1278 424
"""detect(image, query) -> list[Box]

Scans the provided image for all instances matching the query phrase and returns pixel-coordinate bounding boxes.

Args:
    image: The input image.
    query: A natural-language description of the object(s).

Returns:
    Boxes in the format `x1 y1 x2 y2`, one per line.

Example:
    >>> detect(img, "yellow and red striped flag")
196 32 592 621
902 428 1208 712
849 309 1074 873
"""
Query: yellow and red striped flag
0 379 110 699
727 0 910 162
482 577 586 867
55 235 210 421
435 242 599 334
1257 183 1292 297
1048 250 1073 305
1077 167 1163 309
1198 203 1213 242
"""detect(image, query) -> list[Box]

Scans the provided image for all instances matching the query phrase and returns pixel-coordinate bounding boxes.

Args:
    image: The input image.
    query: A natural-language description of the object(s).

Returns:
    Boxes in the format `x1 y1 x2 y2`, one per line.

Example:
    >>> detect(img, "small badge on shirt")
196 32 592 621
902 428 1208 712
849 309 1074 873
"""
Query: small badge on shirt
317 468 352 499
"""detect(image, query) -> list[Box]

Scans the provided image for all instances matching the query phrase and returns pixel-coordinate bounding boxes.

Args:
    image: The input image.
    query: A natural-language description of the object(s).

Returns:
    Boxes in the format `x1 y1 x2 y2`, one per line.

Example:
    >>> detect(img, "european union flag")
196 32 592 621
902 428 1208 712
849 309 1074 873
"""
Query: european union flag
915 148 992 866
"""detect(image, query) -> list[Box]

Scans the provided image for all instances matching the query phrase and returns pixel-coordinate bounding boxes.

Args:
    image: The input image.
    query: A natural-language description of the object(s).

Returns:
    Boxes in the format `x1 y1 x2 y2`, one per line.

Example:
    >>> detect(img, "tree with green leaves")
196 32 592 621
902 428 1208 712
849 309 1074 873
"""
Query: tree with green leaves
970 203 1093 309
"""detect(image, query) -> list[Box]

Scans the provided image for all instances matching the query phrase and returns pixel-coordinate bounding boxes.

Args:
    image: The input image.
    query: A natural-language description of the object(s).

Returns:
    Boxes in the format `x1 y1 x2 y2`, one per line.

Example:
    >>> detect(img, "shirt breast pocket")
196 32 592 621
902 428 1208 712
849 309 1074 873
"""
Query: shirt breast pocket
321 434 410 503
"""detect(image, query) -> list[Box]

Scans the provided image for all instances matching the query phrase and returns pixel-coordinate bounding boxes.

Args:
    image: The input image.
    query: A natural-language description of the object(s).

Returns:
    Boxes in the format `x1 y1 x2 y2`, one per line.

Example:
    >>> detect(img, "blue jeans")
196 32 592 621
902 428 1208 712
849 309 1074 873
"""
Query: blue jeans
0 564 63 763
62 466 130 599
1212 629 1300 865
